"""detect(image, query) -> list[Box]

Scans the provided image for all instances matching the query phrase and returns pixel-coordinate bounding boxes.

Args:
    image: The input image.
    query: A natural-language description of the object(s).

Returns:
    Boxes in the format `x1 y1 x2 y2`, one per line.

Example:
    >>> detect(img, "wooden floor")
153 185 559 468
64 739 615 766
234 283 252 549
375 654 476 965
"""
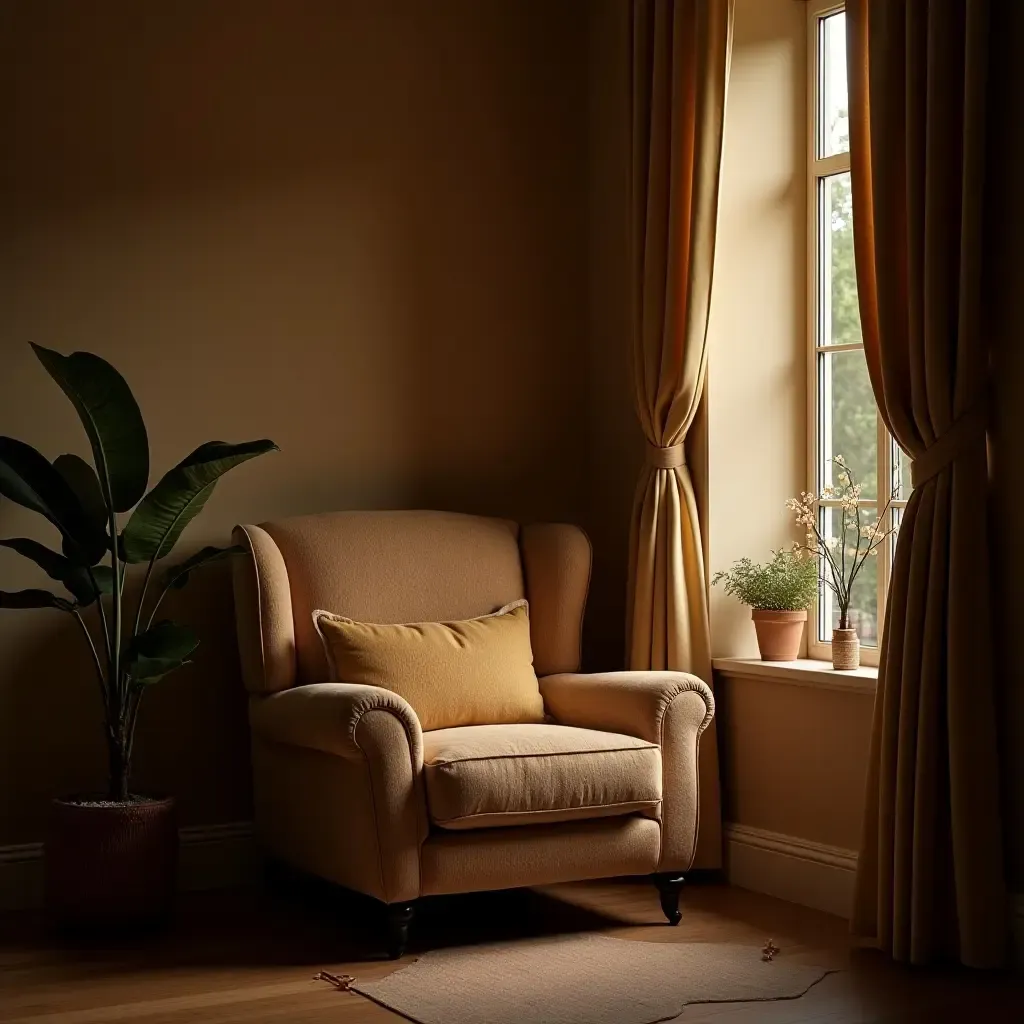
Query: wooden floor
0 879 1020 1023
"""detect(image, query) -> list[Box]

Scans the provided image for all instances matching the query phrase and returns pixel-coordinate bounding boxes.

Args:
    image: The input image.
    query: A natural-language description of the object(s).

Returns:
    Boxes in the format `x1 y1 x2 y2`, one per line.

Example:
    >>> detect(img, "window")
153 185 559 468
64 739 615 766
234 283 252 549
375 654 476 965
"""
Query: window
806 1 908 665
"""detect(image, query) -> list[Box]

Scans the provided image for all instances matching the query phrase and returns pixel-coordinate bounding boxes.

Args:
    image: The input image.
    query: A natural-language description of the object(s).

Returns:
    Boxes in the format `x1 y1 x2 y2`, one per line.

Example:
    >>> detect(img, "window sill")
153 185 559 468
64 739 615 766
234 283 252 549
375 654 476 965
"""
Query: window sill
711 657 878 694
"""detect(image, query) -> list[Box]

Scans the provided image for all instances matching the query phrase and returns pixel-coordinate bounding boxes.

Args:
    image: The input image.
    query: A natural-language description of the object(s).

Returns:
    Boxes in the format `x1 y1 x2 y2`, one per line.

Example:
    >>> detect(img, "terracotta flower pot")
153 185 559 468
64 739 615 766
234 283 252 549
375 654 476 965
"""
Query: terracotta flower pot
751 609 807 661
45 794 178 932
832 628 860 670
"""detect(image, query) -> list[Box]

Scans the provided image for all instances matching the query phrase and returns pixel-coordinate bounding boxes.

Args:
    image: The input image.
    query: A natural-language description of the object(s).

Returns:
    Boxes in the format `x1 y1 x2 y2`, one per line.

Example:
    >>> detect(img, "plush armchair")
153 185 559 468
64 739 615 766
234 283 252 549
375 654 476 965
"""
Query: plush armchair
232 510 714 956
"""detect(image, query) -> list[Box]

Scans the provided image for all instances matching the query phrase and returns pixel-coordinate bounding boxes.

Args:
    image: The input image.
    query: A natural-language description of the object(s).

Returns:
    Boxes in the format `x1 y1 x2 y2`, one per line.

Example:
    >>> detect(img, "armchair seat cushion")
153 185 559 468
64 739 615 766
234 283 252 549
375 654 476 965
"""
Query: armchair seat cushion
422 723 661 831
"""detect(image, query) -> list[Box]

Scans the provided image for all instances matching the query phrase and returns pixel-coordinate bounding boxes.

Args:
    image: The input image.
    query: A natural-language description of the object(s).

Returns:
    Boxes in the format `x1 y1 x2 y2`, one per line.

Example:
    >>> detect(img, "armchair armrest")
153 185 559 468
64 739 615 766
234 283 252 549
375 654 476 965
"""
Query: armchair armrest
539 671 714 872
539 671 714 743
249 683 427 903
249 682 424 767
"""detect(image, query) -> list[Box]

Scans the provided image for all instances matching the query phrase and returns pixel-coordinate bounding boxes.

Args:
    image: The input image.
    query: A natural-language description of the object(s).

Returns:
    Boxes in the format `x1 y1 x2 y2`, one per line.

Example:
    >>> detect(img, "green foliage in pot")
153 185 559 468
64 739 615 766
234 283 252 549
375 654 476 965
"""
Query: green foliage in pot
0 345 277 800
712 547 818 612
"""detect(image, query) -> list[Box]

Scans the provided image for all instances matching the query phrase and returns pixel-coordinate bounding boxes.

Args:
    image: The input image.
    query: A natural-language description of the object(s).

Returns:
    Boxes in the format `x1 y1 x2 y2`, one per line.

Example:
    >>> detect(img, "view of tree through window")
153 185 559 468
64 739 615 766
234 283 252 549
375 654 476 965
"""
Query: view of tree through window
810 4 907 657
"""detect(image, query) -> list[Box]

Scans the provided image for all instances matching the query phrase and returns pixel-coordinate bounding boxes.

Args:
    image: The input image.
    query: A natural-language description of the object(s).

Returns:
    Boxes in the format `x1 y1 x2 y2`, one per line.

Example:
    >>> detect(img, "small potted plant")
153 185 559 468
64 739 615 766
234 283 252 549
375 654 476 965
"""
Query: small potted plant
0 345 277 929
712 547 818 661
786 455 897 669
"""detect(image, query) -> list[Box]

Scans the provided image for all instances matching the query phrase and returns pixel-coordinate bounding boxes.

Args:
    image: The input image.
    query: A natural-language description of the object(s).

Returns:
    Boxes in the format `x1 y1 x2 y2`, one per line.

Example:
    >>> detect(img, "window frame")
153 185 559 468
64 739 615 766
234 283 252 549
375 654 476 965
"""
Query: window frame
805 0 906 666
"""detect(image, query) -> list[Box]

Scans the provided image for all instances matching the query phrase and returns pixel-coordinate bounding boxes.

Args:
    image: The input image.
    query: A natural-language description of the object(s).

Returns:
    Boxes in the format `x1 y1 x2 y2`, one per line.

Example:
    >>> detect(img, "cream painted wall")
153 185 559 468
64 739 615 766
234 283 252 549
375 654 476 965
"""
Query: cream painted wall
0 0 589 844
707 0 808 659
716 676 872 849
706 0 874 851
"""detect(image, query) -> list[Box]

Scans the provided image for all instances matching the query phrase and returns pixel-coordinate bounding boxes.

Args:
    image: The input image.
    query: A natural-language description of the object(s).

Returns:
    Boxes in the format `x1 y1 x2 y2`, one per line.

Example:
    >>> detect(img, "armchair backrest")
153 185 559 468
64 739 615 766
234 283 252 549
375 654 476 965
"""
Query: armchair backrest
232 510 590 694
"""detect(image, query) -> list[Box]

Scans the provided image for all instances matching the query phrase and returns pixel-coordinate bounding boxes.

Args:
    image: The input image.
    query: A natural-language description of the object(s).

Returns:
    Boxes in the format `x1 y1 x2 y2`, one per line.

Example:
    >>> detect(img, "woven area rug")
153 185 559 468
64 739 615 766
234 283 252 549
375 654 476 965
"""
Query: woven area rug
352 935 832 1024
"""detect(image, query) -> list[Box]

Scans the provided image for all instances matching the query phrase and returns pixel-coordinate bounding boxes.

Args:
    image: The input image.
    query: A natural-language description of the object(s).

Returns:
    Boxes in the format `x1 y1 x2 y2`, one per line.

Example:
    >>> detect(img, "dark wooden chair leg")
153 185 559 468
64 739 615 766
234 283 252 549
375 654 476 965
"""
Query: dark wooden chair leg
652 873 685 925
385 902 415 959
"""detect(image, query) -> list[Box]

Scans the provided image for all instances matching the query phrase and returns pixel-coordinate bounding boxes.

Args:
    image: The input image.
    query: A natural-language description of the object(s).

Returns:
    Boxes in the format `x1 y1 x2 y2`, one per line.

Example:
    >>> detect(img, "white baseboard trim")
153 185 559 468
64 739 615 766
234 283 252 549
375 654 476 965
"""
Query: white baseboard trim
724 821 858 919
0 820 257 911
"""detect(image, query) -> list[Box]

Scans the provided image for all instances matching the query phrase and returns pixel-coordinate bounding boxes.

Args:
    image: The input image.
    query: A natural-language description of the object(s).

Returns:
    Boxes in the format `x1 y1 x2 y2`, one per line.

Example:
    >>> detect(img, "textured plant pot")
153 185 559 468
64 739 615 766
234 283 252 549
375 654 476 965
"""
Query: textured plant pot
832 628 860 670
751 609 807 661
45 794 177 932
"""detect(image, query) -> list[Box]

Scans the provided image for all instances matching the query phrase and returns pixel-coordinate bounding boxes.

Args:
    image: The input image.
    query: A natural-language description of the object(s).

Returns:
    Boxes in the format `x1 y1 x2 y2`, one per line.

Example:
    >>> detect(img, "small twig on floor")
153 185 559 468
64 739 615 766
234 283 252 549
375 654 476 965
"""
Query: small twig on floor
313 970 357 991
761 939 780 962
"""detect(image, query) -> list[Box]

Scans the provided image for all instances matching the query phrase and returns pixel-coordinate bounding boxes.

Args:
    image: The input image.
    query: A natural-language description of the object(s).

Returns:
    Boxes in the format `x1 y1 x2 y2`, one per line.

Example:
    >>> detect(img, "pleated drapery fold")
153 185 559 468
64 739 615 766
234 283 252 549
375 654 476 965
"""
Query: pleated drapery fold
846 0 1007 967
626 0 733 870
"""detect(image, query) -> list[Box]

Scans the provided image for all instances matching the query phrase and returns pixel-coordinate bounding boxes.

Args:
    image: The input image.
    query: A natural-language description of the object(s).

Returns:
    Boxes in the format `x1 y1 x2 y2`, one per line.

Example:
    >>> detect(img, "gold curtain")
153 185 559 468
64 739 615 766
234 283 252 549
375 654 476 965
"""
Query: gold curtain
847 0 1007 966
627 0 732 869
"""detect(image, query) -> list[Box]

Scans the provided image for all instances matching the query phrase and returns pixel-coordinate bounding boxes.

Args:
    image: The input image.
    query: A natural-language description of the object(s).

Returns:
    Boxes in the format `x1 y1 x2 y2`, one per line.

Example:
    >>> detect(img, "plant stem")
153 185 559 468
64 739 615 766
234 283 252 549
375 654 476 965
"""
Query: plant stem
107 740 129 801
86 568 113 673
72 607 108 708
132 556 157 645
99 481 126 798
124 687 144 765
144 580 174 632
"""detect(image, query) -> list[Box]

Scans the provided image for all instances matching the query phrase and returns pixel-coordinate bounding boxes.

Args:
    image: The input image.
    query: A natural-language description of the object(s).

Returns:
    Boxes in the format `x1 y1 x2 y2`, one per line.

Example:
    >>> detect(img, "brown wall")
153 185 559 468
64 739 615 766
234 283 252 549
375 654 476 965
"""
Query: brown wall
585 0 642 672
988 0 1024 894
0 0 589 844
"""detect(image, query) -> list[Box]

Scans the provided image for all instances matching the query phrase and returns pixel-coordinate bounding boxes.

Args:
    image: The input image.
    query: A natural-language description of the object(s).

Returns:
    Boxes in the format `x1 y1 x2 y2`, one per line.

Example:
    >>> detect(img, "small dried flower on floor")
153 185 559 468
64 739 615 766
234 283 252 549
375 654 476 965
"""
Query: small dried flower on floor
761 939 780 962
313 970 357 991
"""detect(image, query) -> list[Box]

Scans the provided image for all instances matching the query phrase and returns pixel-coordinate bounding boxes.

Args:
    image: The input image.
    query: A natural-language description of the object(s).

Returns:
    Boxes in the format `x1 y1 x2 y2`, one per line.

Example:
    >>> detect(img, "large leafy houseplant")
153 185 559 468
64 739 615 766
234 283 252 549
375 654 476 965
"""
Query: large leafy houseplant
0 345 277 801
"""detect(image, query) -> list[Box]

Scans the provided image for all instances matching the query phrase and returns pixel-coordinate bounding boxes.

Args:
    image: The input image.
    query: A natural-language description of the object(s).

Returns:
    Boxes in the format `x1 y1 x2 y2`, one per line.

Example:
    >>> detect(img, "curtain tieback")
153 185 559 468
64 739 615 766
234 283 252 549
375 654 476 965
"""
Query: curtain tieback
645 440 686 469
910 405 987 488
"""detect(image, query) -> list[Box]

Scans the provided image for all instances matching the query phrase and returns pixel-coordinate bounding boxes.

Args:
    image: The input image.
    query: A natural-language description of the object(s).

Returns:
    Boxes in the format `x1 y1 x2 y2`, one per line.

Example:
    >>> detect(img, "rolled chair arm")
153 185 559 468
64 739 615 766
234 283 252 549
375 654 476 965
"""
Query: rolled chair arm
249 683 427 903
539 671 714 872
249 681 424 769
539 671 714 744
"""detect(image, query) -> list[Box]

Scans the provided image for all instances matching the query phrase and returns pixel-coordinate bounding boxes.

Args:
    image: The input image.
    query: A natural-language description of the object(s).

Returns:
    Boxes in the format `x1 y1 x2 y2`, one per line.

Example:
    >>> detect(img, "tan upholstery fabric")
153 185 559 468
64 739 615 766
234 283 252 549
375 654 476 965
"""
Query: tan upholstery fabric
420 816 662 896
313 603 543 733
233 509 710 907
232 525 296 694
520 523 590 676
626 0 732 871
249 684 427 903
422 723 661 830
541 672 712 872
846 0 1006 968
260 510 526 684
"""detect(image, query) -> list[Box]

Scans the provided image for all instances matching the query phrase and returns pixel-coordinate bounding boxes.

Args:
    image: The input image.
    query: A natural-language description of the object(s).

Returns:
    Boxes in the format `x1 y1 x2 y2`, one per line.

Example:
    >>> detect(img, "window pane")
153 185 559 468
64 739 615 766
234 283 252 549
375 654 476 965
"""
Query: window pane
820 12 849 157
817 504 879 647
820 172 861 347
895 440 912 501
819 348 877 499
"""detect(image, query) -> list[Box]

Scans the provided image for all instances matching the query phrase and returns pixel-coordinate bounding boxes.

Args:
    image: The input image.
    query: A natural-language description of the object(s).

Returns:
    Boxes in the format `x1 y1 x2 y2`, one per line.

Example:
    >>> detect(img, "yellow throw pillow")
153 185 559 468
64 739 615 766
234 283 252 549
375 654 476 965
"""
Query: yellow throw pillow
312 601 544 731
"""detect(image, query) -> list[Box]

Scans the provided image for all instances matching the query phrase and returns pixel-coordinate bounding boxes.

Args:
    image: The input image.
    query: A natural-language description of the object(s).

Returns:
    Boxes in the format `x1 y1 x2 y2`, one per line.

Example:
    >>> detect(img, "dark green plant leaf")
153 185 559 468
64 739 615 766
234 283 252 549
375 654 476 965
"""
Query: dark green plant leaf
54 454 107 536
128 619 199 682
32 345 149 513
120 440 278 563
0 588 75 612
0 438 106 563
0 537 97 604
163 545 243 591
91 565 115 595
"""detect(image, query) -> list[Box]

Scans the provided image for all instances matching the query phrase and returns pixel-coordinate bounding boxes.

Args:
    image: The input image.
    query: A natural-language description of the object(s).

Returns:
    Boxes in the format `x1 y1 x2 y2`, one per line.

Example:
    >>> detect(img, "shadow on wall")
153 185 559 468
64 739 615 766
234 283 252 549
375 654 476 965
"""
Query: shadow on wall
0 0 590 844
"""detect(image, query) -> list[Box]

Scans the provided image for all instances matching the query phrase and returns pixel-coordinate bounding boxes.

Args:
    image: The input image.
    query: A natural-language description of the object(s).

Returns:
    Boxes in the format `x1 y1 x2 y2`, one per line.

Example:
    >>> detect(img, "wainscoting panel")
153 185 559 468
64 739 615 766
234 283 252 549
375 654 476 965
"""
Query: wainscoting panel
0 821 257 911
724 822 858 919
